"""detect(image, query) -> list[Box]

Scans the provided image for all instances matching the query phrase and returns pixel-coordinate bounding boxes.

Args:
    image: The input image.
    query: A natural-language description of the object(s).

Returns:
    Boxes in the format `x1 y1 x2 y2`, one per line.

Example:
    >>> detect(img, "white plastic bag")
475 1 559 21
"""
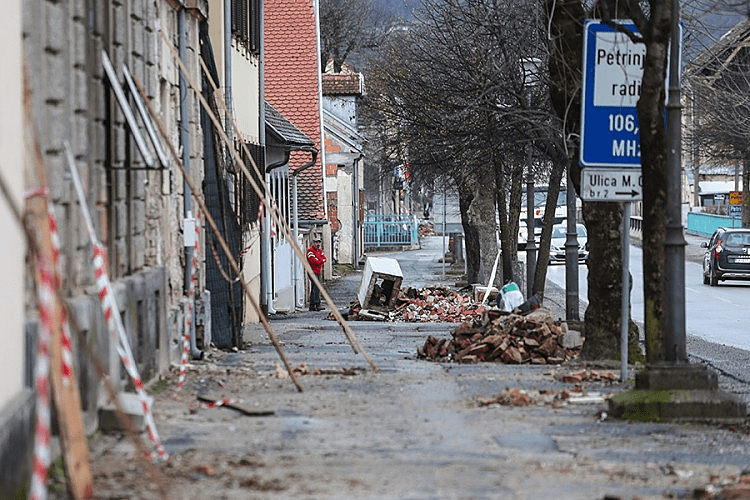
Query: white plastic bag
500 282 525 312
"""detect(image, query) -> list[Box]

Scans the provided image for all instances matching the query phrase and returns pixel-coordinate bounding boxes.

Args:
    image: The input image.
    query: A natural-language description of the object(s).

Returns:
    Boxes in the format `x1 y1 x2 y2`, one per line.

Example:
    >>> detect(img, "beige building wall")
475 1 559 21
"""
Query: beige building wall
206 0 263 324
0 0 24 404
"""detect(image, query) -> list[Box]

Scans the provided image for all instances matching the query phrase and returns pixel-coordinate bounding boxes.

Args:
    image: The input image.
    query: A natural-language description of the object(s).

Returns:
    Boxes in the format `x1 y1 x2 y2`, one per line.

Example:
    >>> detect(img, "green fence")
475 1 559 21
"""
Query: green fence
363 214 419 247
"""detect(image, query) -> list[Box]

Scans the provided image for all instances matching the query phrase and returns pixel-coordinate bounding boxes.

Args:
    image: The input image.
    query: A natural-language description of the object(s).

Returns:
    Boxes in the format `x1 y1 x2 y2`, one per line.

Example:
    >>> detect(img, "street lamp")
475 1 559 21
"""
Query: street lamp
521 57 541 298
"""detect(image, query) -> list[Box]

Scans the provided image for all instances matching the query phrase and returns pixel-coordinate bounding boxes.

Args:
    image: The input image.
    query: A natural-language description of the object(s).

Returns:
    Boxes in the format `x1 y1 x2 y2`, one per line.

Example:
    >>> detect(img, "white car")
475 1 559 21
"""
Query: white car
549 223 588 263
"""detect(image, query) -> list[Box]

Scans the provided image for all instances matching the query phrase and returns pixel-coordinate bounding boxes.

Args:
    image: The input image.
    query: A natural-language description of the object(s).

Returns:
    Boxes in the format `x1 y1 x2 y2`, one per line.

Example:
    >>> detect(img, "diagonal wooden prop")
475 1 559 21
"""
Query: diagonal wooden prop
157 30 378 373
125 72 305 392
22 63 94 499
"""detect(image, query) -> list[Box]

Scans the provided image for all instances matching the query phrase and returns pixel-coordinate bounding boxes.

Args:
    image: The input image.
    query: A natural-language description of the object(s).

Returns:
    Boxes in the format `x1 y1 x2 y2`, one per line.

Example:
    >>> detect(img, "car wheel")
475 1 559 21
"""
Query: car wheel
703 270 709 285
709 266 719 287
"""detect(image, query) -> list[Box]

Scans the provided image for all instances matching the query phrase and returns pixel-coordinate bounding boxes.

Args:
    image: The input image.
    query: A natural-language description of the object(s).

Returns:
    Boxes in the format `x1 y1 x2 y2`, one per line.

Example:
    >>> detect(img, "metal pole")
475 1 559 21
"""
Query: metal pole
565 167 579 321
621 202 631 381
442 183 446 278
525 90 537 298
664 0 687 363
353 158 360 270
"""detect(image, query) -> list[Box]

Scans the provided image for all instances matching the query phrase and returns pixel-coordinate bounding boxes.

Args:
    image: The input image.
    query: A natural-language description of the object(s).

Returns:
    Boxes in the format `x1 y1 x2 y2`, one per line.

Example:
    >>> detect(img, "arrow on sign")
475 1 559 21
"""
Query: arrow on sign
581 167 643 202
615 189 640 197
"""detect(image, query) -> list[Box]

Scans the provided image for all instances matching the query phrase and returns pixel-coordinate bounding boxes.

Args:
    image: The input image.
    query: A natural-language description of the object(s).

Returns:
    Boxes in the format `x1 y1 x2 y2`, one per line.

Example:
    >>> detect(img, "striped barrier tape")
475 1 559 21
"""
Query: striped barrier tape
92 243 167 461
30 259 54 500
178 211 201 390
191 398 243 410
65 144 167 462
47 204 74 386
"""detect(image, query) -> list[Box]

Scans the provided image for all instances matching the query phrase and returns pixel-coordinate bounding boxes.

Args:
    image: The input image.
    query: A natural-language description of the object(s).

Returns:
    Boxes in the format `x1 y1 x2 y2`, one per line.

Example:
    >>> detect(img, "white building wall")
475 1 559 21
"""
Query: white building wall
0 0 24 405
337 169 355 264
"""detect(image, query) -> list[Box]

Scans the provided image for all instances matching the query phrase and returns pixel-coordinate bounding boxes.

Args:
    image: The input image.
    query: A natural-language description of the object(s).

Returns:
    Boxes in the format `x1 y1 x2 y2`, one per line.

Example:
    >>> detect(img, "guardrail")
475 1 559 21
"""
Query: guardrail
363 214 419 248
687 211 741 237
630 212 742 239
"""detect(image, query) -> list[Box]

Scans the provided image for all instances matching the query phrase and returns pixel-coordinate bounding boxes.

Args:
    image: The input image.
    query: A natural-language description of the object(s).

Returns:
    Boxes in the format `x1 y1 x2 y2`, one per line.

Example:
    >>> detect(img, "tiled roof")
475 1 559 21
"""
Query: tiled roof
265 101 316 150
322 72 364 96
265 0 325 221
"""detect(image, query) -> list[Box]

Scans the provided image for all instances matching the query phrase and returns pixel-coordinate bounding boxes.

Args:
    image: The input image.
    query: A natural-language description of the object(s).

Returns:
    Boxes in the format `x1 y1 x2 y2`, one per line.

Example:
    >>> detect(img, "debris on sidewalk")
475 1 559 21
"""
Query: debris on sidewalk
417 307 582 364
474 387 606 408
554 370 619 384
331 286 489 322
274 362 364 378
194 394 275 416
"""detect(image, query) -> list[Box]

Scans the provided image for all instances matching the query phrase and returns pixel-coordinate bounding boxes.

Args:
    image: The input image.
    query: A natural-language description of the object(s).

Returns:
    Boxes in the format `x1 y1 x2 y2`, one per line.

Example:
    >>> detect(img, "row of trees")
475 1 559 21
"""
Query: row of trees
320 0 748 361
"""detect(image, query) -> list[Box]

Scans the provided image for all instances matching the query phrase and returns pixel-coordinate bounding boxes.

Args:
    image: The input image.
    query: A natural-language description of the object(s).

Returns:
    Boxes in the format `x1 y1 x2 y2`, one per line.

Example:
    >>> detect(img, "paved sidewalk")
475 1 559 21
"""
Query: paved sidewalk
82 235 750 500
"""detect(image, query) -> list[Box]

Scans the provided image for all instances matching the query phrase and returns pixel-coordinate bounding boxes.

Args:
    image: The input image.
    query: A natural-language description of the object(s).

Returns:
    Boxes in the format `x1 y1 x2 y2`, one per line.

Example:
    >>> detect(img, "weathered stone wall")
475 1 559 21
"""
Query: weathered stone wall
18 0 206 436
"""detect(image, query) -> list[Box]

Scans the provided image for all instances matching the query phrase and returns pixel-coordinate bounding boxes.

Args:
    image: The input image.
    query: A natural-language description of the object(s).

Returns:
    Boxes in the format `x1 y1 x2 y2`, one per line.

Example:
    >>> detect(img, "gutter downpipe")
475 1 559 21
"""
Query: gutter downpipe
258 1 276 315
179 6 202 359
292 151 319 308
224 0 233 151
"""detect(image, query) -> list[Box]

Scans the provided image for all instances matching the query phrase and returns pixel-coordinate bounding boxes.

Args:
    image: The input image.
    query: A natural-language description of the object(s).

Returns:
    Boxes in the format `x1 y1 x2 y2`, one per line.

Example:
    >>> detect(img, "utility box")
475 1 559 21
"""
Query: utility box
357 257 403 312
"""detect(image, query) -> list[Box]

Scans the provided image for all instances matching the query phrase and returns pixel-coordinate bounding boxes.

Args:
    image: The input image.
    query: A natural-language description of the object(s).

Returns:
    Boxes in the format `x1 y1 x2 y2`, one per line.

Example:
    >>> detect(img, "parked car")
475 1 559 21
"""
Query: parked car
549 222 588 264
701 227 750 286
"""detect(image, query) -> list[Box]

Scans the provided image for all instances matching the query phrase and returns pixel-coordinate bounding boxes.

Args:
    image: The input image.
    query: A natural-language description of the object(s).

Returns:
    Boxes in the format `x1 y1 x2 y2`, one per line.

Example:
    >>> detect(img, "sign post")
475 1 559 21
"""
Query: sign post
729 191 742 226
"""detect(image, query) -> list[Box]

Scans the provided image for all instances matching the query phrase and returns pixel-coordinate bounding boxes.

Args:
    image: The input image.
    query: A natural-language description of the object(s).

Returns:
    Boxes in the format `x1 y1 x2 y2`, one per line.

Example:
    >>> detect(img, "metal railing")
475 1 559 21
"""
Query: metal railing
363 214 419 247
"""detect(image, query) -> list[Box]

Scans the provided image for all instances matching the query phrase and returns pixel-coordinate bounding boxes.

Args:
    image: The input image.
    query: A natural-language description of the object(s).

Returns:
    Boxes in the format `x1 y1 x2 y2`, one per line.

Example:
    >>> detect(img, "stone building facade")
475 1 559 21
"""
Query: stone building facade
1 0 212 493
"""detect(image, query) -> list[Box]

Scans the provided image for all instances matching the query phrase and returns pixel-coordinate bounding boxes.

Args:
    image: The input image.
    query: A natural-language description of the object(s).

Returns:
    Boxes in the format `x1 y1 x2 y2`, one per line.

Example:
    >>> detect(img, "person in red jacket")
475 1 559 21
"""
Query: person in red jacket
306 234 327 311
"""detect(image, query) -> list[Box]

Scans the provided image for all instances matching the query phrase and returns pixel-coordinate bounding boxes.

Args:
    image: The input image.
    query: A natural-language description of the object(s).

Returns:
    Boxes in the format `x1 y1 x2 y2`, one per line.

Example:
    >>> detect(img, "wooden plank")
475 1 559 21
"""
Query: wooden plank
24 67 93 499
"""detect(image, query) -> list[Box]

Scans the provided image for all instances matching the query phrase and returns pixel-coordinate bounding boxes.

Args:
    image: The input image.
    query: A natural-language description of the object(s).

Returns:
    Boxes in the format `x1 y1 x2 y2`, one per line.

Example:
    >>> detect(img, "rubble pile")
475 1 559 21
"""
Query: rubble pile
394 286 485 322
417 307 582 364
333 286 488 322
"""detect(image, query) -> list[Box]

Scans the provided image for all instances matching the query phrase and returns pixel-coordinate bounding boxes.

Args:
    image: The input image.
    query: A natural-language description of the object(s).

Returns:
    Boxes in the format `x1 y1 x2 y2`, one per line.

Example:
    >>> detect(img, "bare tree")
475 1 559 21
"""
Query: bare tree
364 0 571 291
685 17 750 227
319 0 394 72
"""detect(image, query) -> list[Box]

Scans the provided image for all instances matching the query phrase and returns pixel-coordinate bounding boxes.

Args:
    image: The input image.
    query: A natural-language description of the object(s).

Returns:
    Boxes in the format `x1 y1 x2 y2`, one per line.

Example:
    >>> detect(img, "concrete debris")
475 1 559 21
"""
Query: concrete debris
554 370 618 384
274 362 363 378
417 307 582 364
475 388 606 408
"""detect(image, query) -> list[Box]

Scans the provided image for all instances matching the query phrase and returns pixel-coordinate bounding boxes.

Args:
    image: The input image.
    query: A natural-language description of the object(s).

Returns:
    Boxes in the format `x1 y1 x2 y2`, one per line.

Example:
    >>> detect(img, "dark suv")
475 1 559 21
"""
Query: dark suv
702 227 750 286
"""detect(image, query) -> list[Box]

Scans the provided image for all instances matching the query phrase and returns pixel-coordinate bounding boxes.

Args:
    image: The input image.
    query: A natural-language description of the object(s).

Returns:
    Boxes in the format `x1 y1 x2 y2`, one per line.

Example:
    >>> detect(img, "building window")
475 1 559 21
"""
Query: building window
231 0 261 53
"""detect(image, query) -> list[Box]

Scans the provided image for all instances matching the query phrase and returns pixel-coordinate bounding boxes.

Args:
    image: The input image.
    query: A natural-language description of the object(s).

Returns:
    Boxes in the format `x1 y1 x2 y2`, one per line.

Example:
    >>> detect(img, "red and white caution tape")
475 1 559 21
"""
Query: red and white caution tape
92 243 167 460
30 259 54 500
178 211 201 389
64 143 166 461
47 204 74 386
191 398 242 410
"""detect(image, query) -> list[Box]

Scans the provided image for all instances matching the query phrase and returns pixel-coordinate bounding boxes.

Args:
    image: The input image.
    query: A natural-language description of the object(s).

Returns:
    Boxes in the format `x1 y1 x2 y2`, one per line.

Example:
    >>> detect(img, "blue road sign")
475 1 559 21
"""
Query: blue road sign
580 20 643 168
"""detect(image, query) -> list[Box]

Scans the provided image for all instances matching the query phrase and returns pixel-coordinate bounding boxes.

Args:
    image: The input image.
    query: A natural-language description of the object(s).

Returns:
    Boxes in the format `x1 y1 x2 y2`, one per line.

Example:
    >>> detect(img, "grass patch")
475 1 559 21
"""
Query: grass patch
149 378 168 394
333 263 355 276
47 456 67 493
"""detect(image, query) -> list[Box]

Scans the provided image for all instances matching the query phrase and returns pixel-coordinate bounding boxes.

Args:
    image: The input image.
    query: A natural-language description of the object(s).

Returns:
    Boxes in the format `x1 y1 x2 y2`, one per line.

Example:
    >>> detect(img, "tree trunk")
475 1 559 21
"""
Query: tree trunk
579 201 627 359
459 182 480 284
546 0 640 360
466 170 498 286
533 158 566 297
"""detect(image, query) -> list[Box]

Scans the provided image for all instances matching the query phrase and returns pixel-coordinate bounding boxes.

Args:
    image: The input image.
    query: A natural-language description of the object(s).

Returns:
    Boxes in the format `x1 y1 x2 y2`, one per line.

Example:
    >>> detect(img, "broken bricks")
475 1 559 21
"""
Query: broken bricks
417 307 583 365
